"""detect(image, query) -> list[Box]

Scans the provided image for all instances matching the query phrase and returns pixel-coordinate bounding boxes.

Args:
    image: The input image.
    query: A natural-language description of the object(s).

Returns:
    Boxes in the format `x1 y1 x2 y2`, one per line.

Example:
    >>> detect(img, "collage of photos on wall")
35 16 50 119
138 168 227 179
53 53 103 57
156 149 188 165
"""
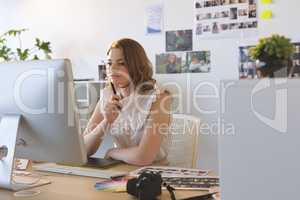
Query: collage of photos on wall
156 51 211 74
194 0 258 37
239 43 300 79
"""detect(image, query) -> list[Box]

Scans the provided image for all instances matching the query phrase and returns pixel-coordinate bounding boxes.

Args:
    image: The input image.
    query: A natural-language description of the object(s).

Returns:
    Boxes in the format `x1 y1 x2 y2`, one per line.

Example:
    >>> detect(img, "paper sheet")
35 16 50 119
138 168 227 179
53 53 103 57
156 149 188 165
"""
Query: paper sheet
145 3 163 34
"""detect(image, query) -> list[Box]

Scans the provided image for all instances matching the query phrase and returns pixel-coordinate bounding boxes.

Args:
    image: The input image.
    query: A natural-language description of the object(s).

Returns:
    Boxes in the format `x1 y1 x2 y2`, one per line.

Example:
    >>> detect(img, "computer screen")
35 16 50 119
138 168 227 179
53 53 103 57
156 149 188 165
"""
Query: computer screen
0 59 87 164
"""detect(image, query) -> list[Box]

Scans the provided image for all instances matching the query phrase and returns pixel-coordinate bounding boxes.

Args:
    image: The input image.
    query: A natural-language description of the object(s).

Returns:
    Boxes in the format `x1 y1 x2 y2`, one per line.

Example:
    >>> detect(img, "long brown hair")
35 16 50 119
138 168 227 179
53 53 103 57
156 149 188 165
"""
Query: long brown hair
107 38 155 94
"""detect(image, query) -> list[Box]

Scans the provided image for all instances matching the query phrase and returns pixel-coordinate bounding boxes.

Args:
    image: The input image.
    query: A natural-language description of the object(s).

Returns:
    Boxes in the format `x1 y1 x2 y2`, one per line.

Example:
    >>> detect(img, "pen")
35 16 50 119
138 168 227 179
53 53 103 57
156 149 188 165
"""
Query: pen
181 192 217 200
110 173 128 180
110 81 117 95
110 82 122 110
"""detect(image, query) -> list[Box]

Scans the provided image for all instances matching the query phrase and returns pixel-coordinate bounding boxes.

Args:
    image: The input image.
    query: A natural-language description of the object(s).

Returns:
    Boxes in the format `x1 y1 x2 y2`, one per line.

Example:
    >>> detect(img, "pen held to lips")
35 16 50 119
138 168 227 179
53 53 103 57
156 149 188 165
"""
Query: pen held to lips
110 82 122 111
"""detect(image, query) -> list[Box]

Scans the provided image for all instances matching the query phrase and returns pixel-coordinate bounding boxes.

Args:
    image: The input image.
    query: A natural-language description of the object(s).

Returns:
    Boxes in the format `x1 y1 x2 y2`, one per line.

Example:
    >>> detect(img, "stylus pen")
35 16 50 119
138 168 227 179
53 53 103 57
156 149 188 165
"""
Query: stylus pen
110 81 117 95
110 82 122 110
180 192 217 200
110 173 128 180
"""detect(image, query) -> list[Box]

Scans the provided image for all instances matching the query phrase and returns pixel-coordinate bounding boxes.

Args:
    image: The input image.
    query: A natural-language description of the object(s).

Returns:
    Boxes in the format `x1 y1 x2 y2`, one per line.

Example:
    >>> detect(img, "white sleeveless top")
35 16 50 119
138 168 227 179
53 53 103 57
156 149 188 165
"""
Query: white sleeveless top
99 86 169 162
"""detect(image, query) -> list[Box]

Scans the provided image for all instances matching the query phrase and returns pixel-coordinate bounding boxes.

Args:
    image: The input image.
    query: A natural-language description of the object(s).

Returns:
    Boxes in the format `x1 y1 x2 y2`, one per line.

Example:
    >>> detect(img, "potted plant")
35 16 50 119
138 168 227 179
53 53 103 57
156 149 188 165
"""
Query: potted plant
249 34 295 78
0 29 52 62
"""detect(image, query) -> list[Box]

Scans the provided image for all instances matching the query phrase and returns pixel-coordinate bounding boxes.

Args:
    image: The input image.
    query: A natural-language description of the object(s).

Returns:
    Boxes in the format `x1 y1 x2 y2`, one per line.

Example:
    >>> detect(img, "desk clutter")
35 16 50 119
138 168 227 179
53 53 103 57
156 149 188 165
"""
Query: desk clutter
162 177 219 190
129 166 209 178
94 166 219 192
130 166 219 190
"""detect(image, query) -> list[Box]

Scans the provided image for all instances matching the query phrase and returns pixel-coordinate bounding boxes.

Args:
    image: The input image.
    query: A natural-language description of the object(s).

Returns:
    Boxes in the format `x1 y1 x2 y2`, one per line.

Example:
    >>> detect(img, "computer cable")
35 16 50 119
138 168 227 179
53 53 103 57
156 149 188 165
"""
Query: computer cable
162 182 176 200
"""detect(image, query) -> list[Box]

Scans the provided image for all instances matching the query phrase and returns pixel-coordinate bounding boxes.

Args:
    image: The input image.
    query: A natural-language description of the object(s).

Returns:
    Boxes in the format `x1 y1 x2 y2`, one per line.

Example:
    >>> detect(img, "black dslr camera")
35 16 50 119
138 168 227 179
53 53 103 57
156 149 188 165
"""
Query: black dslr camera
127 171 215 200
126 171 163 200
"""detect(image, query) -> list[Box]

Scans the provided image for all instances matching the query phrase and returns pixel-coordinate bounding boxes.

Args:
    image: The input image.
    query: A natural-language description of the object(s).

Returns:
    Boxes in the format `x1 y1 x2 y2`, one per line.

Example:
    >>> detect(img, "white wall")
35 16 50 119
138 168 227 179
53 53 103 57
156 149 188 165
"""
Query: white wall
1 0 300 173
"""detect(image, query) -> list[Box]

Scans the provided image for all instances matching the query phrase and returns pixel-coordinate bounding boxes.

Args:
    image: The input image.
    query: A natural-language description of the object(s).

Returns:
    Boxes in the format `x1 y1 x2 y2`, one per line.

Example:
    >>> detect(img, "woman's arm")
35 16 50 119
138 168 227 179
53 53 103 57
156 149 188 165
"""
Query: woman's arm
84 95 122 156
105 91 172 166
83 101 105 156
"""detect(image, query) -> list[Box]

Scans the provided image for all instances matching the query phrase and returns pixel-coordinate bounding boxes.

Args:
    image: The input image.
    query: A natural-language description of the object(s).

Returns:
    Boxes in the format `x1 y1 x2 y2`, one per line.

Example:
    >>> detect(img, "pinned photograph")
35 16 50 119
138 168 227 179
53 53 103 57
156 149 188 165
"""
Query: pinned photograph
156 53 182 74
238 22 248 29
212 22 219 33
195 0 204 8
183 51 211 73
196 23 203 35
249 0 255 4
220 24 229 31
221 0 231 4
145 3 163 34
196 13 212 21
166 30 193 52
204 1 213 7
249 3 257 18
203 24 211 32
239 46 257 79
292 43 300 77
229 0 238 4
229 23 239 30
221 11 230 18
247 21 258 28
230 7 238 19
238 9 248 17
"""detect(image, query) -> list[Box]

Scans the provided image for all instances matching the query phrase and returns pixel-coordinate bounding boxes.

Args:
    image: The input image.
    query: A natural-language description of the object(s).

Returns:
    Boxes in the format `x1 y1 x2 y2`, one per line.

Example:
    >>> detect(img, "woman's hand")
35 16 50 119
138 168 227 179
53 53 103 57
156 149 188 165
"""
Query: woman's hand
103 95 122 124
104 148 119 160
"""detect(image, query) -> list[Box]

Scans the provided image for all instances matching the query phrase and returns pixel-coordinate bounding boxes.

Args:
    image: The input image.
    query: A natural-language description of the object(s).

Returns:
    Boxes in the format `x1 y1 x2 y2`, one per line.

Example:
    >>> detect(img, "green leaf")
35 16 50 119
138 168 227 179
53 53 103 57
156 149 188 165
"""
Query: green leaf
0 38 6 45
35 38 52 54
0 46 12 61
6 28 27 37
35 38 41 46
17 48 30 60
33 55 39 60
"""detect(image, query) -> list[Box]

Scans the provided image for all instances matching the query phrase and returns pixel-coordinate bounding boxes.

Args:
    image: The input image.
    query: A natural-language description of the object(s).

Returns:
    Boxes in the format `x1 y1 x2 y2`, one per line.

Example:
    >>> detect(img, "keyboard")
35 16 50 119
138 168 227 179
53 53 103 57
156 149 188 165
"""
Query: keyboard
162 176 219 190
33 163 127 179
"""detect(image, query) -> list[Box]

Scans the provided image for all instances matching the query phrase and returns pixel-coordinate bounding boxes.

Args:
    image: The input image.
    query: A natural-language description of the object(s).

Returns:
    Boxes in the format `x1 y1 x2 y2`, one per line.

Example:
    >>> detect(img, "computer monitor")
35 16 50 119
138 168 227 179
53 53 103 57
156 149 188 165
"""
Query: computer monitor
0 59 87 190
219 79 300 200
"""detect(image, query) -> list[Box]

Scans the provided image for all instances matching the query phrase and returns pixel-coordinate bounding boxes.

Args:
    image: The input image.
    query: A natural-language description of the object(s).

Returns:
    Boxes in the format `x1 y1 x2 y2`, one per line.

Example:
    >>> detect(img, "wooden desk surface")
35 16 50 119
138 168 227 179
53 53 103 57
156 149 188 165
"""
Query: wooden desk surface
0 164 213 200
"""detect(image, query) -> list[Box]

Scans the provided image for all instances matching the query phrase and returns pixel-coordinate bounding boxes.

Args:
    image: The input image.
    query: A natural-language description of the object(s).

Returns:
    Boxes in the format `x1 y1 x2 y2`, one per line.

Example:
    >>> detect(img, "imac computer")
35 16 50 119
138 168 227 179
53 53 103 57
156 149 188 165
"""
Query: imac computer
0 59 87 191
219 79 300 200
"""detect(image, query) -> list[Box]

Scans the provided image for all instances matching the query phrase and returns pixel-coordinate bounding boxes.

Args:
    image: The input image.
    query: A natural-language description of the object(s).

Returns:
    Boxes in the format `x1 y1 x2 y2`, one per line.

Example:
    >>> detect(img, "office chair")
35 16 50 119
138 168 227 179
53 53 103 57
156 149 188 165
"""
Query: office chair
166 114 200 168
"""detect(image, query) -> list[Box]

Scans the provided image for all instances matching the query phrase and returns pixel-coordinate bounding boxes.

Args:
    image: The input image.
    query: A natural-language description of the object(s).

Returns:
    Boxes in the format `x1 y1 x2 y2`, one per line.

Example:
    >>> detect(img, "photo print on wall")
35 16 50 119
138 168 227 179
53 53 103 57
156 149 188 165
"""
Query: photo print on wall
194 0 258 38
166 30 193 52
145 3 164 34
156 51 211 74
239 43 300 79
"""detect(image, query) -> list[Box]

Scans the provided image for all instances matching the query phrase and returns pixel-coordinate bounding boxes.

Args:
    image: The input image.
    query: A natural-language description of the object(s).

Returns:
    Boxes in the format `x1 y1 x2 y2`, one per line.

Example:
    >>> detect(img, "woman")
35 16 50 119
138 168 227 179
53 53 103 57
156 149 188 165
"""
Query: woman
165 54 179 73
84 38 172 166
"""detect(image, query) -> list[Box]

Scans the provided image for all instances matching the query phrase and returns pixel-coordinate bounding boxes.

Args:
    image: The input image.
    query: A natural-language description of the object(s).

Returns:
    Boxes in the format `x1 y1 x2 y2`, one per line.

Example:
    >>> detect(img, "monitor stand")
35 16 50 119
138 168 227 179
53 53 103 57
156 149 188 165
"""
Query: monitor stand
0 114 50 191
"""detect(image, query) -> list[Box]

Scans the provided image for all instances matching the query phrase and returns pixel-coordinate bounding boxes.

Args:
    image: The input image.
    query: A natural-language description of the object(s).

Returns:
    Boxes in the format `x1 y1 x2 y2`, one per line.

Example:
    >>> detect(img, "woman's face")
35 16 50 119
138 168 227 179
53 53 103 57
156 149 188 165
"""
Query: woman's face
106 48 130 88
168 54 176 64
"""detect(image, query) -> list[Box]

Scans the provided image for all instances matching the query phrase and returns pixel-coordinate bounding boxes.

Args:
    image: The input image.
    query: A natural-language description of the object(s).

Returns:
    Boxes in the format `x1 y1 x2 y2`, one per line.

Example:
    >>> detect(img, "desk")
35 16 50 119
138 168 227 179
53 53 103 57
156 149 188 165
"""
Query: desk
0 163 213 200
